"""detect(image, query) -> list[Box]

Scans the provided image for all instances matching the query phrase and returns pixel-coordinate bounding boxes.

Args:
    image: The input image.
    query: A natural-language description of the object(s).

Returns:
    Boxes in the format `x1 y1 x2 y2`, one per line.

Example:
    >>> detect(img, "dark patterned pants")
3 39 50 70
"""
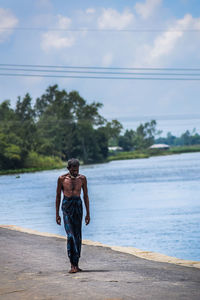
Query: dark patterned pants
62 195 83 266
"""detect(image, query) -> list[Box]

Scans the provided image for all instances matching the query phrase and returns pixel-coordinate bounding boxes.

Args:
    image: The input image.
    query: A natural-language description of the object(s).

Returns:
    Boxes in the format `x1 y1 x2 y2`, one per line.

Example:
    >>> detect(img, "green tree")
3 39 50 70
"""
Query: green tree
118 129 135 151
133 120 157 149
35 85 108 163
118 120 159 151
0 100 23 169
15 93 37 157
106 119 123 146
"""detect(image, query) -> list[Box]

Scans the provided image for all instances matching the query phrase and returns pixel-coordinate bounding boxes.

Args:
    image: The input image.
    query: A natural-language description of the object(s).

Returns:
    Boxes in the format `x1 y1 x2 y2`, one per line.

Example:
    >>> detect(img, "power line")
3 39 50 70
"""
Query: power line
1 67 200 76
0 73 200 80
0 63 200 71
0 27 200 32
1 64 200 80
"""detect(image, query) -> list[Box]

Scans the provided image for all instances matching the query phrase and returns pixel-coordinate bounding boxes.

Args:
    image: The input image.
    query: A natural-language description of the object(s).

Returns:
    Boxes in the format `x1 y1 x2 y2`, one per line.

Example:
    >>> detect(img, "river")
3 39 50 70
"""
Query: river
0 152 200 261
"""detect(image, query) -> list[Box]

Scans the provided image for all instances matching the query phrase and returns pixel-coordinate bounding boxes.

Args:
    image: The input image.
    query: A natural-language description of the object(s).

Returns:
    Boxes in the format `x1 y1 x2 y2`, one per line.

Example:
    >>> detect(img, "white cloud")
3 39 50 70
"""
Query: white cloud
0 7 18 43
135 0 162 19
57 15 71 29
102 53 113 66
98 8 134 30
148 14 199 62
41 15 75 51
86 8 95 14
130 13 200 68
41 32 74 51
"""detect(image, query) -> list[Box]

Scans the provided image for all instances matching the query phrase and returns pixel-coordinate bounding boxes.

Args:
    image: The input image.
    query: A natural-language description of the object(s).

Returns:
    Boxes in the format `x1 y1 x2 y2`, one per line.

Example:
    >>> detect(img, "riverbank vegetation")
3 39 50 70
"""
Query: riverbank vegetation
0 151 64 175
108 145 200 162
1 84 200 173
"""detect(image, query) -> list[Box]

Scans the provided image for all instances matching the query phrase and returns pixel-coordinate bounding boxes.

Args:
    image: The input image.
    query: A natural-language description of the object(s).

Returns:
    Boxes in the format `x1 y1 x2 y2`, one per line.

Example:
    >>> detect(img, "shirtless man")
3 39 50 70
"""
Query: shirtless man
56 158 90 273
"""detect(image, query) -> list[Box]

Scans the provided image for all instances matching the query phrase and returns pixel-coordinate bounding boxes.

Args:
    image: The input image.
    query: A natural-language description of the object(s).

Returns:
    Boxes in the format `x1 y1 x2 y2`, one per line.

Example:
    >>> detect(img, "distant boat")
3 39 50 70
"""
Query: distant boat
149 144 170 150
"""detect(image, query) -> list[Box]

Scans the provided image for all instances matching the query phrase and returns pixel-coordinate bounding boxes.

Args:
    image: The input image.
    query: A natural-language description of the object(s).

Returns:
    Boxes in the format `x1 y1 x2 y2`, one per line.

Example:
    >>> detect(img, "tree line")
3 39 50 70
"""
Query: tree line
0 85 122 169
155 130 200 146
116 126 200 152
1 84 200 170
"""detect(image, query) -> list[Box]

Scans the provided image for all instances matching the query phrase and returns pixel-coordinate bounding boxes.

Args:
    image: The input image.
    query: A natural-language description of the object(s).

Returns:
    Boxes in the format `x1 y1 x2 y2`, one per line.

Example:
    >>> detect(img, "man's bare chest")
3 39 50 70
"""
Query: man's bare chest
62 176 82 191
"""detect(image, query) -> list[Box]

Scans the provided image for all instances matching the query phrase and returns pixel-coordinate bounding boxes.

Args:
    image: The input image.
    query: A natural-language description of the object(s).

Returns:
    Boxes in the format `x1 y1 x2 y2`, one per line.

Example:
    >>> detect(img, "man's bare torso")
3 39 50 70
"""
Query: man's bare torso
59 173 85 197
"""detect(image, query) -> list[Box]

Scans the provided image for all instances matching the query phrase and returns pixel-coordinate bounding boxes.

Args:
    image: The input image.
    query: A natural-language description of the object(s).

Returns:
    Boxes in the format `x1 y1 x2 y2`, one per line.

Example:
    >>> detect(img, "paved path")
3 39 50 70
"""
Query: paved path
0 227 200 300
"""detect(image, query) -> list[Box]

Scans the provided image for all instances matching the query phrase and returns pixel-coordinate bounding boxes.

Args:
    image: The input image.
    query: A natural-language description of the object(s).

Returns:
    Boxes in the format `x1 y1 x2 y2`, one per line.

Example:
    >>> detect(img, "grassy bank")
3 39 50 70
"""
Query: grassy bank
1 145 200 175
0 166 65 175
107 145 200 162
0 152 65 175
108 151 150 161
168 145 200 154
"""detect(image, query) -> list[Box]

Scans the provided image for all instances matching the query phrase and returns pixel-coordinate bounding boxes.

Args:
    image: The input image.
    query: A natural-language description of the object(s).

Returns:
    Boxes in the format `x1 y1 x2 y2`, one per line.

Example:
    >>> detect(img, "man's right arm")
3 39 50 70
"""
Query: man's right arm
56 177 62 225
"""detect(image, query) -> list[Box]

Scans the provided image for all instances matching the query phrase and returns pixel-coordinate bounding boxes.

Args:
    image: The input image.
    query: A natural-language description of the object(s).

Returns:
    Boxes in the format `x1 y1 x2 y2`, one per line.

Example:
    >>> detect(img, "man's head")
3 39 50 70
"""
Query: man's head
67 158 80 177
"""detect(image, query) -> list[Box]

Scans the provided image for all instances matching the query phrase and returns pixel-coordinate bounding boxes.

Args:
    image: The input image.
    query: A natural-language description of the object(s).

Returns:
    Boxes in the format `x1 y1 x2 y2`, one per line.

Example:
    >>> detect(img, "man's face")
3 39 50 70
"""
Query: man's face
69 166 79 177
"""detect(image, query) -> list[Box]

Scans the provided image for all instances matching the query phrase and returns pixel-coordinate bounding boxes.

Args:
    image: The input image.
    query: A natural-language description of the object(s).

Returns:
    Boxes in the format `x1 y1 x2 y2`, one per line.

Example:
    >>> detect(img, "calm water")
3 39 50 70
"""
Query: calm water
0 152 200 261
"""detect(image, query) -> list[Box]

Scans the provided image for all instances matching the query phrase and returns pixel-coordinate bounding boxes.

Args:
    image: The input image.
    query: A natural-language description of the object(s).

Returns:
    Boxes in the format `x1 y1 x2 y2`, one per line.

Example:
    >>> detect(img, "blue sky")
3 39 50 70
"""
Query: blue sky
0 0 200 133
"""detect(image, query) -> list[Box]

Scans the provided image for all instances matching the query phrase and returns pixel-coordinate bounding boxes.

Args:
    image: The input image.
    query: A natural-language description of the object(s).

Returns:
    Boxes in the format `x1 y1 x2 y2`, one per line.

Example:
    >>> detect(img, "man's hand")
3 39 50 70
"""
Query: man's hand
85 214 90 225
56 215 61 225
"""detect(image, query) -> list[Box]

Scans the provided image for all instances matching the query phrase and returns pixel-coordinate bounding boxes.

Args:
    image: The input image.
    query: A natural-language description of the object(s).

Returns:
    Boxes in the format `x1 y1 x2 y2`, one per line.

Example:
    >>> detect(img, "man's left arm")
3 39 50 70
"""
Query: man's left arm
82 176 90 225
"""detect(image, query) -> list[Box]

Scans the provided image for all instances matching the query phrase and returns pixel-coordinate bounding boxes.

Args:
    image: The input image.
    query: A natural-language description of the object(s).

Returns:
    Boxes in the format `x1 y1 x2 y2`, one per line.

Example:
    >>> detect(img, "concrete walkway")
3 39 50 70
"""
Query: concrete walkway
0 227 200 300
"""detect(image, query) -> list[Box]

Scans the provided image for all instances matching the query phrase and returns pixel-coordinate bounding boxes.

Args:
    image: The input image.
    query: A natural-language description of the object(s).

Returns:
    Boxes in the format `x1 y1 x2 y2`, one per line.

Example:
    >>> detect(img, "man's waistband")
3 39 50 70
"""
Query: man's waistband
63 195 81 200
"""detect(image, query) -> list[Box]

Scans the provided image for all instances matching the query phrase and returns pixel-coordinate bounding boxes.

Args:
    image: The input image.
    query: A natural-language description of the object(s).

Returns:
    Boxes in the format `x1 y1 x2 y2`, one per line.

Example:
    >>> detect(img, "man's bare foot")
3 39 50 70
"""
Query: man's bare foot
68 266 78 273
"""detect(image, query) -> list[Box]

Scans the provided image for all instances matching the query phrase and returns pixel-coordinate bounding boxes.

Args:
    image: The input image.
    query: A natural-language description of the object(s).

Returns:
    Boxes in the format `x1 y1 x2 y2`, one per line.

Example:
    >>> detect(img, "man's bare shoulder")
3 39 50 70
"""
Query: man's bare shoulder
79 174 87 181
58 173 69 181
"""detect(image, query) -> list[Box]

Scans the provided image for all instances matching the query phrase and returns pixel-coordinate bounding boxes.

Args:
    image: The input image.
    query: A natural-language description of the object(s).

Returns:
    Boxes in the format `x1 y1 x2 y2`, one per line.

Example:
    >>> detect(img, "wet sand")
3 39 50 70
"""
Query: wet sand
0 225 200 300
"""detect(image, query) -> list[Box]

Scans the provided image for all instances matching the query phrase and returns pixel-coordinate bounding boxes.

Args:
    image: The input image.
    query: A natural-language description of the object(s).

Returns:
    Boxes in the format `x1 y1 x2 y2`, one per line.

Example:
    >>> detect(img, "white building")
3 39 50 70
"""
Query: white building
108 146 123 151
149 144 170 150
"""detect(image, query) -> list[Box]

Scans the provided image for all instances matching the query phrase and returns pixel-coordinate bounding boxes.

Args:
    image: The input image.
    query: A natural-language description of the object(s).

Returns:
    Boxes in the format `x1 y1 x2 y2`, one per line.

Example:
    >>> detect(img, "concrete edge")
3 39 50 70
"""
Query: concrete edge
1 224 200 269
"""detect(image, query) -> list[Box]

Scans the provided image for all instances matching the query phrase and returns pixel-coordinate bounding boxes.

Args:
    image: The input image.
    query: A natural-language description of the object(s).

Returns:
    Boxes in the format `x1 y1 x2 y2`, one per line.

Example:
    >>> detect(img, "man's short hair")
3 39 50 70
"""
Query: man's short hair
67 158 80 169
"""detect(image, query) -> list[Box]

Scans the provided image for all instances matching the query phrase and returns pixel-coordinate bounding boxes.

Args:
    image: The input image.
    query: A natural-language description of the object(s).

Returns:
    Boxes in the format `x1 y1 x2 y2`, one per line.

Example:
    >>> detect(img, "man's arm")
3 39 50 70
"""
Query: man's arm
82 176 90 225
56 177 62 225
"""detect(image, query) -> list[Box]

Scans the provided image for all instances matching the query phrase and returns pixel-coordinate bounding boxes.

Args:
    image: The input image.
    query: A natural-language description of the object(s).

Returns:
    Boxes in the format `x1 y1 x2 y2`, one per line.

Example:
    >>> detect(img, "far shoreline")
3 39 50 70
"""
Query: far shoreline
107 144 200 162
1 145 200 176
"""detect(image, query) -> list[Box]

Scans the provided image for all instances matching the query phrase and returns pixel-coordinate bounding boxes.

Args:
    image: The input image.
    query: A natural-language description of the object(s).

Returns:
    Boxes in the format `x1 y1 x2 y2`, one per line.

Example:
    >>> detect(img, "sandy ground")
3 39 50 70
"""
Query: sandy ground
0 226 200 300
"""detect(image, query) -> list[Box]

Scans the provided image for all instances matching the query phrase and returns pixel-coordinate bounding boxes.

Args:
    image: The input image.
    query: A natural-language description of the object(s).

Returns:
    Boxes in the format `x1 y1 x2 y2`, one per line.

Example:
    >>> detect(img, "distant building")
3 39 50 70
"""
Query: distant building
108 146 123 151
149 144 170 150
